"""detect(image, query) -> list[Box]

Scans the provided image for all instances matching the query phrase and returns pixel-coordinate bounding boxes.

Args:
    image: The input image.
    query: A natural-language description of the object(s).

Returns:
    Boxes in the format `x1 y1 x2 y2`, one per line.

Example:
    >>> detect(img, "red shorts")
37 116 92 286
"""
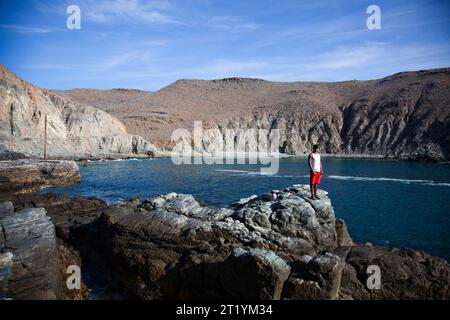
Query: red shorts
310 171 321 184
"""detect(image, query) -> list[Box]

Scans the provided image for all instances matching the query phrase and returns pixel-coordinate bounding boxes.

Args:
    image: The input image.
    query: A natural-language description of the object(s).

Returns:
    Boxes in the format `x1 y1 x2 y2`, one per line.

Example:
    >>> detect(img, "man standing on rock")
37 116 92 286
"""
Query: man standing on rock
308 144 323 200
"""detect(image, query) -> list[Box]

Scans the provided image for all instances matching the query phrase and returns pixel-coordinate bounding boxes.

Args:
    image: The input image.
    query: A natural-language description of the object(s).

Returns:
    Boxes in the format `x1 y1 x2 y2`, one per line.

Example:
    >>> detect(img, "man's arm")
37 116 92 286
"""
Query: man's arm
308 154 313 173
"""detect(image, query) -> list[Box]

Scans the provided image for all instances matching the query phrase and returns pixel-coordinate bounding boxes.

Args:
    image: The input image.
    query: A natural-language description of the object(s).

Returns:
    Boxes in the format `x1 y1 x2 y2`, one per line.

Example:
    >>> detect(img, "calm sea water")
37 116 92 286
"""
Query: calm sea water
43 158 450 261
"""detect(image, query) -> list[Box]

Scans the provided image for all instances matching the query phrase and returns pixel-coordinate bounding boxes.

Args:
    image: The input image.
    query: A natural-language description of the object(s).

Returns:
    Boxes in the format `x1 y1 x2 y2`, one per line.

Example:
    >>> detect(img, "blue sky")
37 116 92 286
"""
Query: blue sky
0 0 449 91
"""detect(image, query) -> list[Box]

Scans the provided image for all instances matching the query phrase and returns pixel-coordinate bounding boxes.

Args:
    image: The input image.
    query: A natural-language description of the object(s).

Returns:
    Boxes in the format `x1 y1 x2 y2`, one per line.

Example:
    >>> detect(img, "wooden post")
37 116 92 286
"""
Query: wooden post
44 114 47 160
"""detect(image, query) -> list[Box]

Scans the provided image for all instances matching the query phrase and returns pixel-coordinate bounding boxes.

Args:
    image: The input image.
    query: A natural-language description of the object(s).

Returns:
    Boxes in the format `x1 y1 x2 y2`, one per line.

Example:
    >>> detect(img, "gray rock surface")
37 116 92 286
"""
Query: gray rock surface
0 186 449 300
74 184 449 300
0 159 80 195
0 252 13 298
0 205 62 299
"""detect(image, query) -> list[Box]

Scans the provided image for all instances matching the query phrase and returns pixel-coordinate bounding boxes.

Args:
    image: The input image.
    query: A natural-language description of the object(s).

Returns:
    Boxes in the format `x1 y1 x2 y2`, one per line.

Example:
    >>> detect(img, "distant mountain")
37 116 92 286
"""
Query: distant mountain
0 65 159 160
60 69 450 161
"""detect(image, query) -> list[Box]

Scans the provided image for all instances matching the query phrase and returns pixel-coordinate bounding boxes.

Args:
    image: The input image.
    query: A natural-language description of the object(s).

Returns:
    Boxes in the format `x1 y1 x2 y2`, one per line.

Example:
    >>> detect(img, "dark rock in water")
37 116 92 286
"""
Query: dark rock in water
0 159 80 195
0 206 62 299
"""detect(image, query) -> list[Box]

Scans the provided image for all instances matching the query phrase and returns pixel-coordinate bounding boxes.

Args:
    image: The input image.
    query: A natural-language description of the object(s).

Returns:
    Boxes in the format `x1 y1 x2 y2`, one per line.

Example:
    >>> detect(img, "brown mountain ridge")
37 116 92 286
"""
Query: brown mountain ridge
58 68 450 161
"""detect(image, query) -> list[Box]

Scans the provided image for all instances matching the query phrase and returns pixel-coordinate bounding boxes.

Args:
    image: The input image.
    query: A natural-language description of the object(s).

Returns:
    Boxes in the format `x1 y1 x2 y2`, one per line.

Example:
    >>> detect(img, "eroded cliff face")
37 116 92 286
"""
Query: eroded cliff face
61 69 450 161
170 70 450 161
0 65 159 159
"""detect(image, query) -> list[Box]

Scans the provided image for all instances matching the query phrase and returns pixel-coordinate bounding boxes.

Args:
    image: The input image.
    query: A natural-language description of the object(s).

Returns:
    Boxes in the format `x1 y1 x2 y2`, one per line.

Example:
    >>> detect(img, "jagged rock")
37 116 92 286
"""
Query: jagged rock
0 206 62 299
335 219 353 247
3 194 108 300
282 253 345 300
9 193 107 242
83 190 315 299
1 186 449 300
232 185 337 250
220 248 291 300
78 185 449 300
0 159 80 195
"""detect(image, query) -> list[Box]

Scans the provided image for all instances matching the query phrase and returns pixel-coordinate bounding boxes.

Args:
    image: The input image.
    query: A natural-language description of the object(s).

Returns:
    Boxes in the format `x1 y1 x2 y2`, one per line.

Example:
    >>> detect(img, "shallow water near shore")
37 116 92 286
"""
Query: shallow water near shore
42 158 450 261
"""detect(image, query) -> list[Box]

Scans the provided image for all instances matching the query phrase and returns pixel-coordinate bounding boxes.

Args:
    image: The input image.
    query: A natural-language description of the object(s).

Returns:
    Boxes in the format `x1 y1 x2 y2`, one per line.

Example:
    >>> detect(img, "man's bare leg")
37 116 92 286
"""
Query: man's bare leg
314 184 319 199
310 182 316 199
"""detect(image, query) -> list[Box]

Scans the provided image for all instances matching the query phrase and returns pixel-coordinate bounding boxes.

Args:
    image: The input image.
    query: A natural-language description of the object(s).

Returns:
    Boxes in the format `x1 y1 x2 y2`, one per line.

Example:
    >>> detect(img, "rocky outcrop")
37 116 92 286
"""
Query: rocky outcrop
0 196 98 300
339 245 450 299
0 159 80 195
1 186 449 300
69 185 448 300
0 203 62 299
0 65 160 160
2 193 107 300
9 192 107 242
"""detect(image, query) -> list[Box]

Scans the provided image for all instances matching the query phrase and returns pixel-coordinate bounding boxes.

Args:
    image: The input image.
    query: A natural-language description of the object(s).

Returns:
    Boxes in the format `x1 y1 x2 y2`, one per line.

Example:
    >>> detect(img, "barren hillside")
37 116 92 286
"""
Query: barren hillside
58 68 450 161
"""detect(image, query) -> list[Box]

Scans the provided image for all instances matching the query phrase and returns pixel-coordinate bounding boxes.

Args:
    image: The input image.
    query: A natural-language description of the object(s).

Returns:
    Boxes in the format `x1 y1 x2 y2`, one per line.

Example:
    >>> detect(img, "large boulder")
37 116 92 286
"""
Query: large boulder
282 253 345 300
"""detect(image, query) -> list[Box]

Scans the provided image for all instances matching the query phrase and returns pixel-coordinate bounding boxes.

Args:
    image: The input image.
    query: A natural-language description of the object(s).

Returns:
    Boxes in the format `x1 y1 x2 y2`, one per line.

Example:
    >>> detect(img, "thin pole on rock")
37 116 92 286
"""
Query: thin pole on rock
44 114 47 160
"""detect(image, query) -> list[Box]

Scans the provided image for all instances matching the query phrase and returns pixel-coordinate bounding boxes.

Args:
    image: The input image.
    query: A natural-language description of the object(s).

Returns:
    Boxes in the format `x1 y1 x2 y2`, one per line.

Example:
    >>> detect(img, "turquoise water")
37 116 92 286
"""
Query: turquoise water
43 158 450 261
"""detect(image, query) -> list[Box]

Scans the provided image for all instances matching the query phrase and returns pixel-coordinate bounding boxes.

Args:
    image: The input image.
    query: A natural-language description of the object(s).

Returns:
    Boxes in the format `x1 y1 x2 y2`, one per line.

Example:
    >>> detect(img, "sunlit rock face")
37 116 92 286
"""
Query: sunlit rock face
0 65 160 160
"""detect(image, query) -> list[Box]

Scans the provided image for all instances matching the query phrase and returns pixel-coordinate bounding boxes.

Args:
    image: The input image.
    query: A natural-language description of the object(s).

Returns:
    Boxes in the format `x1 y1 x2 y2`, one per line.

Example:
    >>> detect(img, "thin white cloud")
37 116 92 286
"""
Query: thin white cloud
208 16 260 32
99 51 155 69
84 0 180 25
20 64 75 70
0 24 53 34
307 42 387 70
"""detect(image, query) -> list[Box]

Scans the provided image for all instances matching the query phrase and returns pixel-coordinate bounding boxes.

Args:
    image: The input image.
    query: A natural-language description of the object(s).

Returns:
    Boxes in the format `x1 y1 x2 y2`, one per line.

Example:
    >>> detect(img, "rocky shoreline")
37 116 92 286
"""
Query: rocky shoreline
1 185 449 300
0 159 80 196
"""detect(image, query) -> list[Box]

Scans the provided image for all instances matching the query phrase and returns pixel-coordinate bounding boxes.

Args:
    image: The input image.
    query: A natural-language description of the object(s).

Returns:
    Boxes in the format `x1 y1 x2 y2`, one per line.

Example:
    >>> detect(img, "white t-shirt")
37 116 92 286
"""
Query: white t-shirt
311 153 321 172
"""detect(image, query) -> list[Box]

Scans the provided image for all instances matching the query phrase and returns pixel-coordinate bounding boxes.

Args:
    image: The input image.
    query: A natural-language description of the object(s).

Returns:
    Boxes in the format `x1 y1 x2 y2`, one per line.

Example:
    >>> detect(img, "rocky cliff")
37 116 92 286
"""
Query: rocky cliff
3 185 448 300
61 68 450 161
0 65 160 160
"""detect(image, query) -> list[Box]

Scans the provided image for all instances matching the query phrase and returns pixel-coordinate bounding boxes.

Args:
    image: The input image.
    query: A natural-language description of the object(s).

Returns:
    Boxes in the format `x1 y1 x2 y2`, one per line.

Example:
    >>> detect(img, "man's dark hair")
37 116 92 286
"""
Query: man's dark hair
312 144 319 150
